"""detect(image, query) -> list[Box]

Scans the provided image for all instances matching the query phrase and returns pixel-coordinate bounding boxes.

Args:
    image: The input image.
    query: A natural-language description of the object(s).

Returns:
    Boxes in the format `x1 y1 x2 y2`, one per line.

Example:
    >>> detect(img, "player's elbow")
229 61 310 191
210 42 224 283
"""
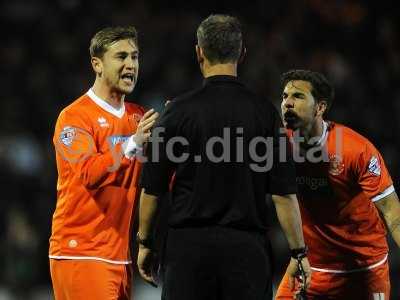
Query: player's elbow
78 172 103 189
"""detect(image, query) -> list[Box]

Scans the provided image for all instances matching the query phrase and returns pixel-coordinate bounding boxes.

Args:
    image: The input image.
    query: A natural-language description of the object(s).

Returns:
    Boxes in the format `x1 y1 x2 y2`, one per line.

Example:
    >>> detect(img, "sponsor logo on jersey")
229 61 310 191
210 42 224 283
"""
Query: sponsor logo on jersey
329 154 344 175
368 156 381 176
109 135 130 146
98 116 109 127
296 176 329 190
60 126 76 146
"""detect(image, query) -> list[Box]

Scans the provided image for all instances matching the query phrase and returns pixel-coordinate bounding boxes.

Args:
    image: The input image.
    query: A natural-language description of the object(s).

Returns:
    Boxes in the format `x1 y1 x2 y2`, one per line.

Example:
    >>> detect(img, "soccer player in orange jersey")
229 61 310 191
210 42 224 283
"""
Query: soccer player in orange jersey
49 26 158 300
275 69 400 300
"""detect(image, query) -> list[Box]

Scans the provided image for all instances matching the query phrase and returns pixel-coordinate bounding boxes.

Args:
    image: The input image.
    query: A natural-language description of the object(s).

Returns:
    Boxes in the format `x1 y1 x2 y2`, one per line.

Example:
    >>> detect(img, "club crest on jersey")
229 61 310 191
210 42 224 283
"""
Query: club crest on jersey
60 126 76 146
368 156 381 176
328 154 344 175
132 113 142 123
98 116 109 127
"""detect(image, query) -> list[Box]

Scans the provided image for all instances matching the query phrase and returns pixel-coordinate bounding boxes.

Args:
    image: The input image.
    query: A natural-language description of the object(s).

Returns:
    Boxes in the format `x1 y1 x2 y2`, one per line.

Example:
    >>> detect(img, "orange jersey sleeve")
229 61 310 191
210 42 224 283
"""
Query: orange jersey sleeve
354 140 393 201
54 108 131 190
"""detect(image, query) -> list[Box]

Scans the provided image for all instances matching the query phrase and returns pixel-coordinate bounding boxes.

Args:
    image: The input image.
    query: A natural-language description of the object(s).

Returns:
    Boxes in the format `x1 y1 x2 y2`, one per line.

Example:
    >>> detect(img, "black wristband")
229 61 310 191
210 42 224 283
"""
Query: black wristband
136 232 152 249
290 246 308 259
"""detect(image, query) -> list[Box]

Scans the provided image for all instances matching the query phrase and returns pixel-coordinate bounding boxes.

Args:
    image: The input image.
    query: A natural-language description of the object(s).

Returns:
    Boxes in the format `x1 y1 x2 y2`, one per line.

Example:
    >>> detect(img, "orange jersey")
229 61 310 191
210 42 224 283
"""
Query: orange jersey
288 121 393 271
49 89 144 264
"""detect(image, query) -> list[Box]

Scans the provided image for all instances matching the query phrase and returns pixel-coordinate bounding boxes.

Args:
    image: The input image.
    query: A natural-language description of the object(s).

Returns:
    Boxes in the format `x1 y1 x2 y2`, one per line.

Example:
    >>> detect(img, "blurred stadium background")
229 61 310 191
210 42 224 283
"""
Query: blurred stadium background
1 0 398 299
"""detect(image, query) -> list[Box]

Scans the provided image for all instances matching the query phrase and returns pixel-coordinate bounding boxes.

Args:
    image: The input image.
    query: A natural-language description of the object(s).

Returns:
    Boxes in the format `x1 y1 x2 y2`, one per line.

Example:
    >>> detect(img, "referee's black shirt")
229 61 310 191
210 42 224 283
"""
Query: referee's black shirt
140 75 297 233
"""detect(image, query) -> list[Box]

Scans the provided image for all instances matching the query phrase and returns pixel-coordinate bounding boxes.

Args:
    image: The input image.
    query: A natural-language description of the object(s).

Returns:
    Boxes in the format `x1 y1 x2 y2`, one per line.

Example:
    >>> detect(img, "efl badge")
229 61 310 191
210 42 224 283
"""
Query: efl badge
329 154 344 175
60 126 76 146
368 156 381 176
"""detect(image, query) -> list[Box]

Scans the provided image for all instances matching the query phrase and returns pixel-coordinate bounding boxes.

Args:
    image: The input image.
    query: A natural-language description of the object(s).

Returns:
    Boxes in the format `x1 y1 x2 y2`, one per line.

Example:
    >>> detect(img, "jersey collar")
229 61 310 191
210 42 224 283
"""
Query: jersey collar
315 120 329 146
86 88 125 119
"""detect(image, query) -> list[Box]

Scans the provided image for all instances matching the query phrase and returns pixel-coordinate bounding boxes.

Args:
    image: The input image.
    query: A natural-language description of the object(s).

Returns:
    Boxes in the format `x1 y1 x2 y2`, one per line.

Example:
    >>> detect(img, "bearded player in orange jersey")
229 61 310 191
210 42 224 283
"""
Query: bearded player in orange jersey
49 26 158 300
275 70 400 300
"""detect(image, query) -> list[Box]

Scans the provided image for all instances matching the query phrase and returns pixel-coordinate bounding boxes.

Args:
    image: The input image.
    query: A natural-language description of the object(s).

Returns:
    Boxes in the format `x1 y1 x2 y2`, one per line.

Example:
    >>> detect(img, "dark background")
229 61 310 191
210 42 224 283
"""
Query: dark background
1 0 398 299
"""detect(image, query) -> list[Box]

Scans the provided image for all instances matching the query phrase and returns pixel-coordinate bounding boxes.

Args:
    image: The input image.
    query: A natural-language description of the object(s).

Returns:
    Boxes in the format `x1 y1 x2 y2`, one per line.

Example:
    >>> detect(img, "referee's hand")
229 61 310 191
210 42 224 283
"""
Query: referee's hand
137 245 157 287
286 257 312 292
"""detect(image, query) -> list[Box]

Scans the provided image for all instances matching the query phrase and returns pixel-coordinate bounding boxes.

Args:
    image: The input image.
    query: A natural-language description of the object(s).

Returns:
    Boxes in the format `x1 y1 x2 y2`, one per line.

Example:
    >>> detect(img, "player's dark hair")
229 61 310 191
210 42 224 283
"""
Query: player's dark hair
197 14 242 65
281 69 335 114
89 26 138 58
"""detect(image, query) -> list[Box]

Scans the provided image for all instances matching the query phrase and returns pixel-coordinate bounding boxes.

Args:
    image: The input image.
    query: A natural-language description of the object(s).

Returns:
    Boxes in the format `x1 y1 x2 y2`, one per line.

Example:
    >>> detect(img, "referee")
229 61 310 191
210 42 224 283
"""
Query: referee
137 14 311 300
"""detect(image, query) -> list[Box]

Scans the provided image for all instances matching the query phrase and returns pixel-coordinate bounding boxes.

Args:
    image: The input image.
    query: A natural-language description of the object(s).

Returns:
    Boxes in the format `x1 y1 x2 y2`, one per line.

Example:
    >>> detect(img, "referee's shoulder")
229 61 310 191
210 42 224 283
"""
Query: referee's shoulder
241 85 277 110
169 85 206 107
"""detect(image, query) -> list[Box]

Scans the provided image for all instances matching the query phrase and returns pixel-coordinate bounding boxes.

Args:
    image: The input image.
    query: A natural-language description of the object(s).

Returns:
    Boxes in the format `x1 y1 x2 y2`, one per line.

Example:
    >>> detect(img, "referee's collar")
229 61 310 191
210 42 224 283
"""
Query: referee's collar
203 75 242 86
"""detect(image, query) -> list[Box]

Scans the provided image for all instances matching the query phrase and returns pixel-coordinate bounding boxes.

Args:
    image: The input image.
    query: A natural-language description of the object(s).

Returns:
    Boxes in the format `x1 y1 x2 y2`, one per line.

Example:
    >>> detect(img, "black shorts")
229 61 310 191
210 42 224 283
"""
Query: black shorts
161 226 272 300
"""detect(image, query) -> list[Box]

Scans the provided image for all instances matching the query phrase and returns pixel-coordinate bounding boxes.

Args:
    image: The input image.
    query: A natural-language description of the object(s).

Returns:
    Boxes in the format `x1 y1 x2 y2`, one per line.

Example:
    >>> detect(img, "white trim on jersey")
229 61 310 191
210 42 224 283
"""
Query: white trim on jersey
310 254 387 274
371 185 395 202
122 135 143 158
49 255 131 265
315 120 329 146
373 293 385 300
87 88 125 119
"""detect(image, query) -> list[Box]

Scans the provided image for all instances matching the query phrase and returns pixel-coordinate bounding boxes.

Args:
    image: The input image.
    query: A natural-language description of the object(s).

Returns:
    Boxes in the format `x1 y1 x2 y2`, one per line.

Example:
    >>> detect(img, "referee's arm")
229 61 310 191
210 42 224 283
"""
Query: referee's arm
269 107 311 291
272 193 311 291
137 103 176 286
137 189 159 286
272 194 305 249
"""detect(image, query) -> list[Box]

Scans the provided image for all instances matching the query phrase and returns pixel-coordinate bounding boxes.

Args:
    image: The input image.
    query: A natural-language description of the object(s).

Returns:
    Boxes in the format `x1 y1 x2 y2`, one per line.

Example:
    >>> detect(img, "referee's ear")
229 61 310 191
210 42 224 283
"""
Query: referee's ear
238 45 246 65
195 45 204 64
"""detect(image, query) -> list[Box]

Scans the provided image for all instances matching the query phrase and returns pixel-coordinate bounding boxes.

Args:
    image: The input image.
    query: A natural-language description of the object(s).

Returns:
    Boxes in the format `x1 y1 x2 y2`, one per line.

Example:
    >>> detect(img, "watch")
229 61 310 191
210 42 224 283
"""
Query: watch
290 246 308 259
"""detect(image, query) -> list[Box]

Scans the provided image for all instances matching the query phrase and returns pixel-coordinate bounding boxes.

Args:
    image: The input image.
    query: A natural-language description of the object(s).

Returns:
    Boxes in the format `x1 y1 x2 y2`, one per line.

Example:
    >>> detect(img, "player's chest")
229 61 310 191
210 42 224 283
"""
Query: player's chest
90 113 139 151
295 153 350 198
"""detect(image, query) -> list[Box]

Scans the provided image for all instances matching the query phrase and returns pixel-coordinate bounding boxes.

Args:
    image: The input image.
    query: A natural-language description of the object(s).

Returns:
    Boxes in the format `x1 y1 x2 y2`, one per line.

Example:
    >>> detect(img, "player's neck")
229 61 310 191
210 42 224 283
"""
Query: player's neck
92 79 125 109
301 118 324 145
202 62 237 78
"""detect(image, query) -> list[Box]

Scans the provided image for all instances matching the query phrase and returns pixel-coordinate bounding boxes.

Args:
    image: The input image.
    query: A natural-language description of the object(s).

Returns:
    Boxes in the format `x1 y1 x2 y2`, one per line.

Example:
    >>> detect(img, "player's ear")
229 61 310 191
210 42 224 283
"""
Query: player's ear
316 100 327 117
91 57 103 76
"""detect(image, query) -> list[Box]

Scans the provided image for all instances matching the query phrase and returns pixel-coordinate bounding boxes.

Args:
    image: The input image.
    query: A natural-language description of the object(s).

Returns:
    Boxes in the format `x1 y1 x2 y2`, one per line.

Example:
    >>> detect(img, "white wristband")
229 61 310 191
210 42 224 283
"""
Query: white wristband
122 135 143 159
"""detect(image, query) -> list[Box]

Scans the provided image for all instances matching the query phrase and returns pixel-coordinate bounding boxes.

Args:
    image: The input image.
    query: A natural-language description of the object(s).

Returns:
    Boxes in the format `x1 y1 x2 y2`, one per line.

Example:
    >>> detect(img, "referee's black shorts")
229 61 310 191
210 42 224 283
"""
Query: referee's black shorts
161 226 272 300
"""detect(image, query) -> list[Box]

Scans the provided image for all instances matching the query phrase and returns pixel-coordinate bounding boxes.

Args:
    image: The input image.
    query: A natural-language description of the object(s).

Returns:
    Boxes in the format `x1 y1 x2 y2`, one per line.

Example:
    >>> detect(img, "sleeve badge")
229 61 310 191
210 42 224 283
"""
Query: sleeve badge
368 156 381 176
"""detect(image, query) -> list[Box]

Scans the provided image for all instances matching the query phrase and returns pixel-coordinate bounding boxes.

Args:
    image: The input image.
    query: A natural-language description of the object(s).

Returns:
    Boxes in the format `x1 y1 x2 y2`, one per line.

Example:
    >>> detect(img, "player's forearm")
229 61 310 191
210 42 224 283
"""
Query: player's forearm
74 144 131 189
272 194 305 249
388 216 400 247
138 189 159 240
375 192 400 247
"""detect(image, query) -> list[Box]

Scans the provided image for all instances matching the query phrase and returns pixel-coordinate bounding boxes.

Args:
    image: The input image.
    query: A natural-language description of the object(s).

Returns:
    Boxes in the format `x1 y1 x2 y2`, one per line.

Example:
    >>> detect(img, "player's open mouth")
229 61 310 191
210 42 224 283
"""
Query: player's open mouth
121 74 134 85
284 111 298 122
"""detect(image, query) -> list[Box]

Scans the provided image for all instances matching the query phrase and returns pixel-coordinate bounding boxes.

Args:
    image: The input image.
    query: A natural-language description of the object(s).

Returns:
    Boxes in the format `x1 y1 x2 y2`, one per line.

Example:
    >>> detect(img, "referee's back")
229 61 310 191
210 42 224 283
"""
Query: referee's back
143 75 294 233
138 14 297 300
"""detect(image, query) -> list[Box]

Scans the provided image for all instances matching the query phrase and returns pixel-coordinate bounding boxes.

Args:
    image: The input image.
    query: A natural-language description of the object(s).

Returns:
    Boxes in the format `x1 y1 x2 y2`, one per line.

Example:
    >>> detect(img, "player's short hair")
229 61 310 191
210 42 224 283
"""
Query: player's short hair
196 14 242 65
281 69 335 113
89 26 138 58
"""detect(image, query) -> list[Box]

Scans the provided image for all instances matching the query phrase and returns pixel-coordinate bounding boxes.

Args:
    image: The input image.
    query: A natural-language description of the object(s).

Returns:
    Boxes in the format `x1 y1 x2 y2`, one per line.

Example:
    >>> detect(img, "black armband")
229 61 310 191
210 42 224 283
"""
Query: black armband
290 246 308 259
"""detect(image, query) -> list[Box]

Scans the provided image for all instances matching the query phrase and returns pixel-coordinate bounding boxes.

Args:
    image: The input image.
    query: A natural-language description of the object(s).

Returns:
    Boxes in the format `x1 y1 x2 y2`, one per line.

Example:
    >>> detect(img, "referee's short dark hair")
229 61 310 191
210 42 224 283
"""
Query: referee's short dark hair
281 69 335 114
196 14 242 65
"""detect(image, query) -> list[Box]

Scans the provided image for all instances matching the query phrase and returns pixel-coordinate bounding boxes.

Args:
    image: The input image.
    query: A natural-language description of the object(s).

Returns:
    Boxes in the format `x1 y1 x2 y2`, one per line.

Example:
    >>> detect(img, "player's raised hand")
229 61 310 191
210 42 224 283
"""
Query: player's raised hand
134 109 159 146
286 257 312 293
